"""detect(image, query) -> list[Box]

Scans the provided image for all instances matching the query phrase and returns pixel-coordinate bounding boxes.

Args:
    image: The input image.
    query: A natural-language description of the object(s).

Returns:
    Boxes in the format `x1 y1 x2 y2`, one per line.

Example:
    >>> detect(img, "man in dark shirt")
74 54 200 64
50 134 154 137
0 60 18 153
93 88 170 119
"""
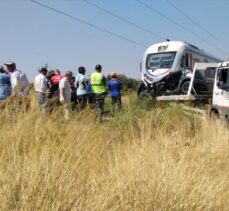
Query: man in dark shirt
107 72 122 113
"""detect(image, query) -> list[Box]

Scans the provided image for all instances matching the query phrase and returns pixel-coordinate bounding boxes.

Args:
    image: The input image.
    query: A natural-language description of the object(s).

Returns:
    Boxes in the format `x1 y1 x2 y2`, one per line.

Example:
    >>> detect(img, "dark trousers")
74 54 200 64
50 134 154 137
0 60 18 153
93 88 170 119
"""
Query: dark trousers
87 93 95 106
111 96 122 112
77 94 87 110
95 93 105 117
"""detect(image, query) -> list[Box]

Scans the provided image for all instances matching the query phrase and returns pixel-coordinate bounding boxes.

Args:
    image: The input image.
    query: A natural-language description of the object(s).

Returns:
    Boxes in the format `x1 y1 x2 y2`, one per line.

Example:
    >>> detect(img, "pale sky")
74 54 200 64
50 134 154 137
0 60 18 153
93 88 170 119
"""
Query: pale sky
0 0 229 81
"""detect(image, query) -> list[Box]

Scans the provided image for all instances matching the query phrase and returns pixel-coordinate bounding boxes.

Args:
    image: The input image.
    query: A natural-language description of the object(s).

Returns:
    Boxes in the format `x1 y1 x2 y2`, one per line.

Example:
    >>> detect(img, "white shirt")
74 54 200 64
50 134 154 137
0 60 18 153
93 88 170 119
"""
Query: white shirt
59 77 71 103
34 73 47 94
11 69 30 96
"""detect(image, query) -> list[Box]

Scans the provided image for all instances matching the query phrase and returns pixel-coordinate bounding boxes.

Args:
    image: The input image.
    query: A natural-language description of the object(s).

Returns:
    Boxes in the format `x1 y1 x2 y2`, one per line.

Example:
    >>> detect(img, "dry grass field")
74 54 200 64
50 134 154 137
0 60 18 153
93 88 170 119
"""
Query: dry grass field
0 95 228 210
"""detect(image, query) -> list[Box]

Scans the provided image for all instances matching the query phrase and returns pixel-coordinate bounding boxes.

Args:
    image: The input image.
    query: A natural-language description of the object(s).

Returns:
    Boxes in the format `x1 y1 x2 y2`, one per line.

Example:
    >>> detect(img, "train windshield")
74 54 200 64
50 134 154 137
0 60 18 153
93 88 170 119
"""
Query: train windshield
147 52 176 69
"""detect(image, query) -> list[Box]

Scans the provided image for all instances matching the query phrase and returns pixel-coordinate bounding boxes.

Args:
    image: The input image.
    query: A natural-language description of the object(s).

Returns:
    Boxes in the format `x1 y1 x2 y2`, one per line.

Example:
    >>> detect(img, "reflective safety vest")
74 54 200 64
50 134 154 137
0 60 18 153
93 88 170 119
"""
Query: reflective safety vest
90 72 106 94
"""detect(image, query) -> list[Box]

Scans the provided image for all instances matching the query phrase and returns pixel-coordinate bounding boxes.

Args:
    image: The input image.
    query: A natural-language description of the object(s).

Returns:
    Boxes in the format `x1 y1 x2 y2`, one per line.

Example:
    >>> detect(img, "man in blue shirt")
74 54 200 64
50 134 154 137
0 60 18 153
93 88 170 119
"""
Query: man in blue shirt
107 72 122 113
0 65 11 102
75 66 87 110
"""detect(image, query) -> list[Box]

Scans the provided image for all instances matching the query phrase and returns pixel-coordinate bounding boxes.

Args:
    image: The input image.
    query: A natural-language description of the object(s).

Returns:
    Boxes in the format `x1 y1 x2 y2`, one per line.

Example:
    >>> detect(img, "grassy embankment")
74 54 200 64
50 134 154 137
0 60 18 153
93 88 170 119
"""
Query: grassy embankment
0 94 228 210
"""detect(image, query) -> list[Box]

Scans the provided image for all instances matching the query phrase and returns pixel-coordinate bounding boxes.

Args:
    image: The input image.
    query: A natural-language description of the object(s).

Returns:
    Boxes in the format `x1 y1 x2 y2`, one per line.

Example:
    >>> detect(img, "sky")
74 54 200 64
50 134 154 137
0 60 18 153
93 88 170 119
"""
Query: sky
0 0 229 81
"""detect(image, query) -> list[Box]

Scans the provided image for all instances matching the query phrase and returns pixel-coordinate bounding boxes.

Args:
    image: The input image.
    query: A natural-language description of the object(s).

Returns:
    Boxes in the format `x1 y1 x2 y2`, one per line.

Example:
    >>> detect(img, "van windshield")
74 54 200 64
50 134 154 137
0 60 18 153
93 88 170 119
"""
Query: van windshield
147 52 176 69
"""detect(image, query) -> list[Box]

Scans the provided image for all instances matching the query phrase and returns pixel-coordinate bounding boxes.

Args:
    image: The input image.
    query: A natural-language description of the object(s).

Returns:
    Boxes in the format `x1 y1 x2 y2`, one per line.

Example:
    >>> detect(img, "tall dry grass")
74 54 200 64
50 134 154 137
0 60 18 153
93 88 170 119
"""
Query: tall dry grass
0 95 228 210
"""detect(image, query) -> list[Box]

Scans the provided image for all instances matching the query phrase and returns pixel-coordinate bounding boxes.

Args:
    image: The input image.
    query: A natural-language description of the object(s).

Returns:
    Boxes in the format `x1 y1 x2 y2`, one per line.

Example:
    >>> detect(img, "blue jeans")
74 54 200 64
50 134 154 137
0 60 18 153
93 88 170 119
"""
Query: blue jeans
36 92 46 106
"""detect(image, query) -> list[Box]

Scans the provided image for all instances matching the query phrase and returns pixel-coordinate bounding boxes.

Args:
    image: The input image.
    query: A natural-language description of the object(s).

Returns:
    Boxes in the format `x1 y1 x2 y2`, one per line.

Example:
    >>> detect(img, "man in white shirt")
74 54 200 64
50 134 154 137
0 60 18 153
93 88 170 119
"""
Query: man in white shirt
59 71 73 120
34 67 48 108
4 61 30 97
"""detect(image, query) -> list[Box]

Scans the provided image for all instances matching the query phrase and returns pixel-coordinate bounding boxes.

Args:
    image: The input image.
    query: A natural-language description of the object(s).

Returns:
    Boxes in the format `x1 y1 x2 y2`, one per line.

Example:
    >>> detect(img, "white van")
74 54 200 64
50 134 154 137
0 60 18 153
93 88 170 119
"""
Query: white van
211 62 229 119
138 40 222 97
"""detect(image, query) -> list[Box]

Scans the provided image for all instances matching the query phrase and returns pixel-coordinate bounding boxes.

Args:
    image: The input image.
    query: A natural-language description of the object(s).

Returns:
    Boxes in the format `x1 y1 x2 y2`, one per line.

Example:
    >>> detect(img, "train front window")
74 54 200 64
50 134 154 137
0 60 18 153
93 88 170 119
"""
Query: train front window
147 52 176 69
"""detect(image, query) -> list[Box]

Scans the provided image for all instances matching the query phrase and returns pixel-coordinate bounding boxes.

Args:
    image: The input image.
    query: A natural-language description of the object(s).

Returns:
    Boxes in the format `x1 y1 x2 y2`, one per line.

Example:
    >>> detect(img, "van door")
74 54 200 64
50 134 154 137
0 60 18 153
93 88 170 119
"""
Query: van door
204 67 216 91
213 68 229 107
187 63 218 97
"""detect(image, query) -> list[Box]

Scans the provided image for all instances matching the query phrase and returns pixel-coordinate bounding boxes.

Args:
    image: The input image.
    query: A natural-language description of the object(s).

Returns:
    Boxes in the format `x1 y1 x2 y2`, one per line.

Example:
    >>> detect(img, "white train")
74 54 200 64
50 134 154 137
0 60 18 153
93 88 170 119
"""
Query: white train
138 40 222 97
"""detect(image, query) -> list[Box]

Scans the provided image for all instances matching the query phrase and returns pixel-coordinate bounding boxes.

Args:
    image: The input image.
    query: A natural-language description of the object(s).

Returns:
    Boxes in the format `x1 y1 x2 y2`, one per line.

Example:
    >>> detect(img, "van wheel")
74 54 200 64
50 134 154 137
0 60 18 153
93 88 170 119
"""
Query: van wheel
181 80 190 94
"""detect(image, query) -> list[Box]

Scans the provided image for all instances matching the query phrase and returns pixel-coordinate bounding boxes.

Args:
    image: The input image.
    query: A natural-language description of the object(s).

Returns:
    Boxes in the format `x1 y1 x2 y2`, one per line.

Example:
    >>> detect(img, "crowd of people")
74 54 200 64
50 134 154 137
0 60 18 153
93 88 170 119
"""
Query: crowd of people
0 61 123 120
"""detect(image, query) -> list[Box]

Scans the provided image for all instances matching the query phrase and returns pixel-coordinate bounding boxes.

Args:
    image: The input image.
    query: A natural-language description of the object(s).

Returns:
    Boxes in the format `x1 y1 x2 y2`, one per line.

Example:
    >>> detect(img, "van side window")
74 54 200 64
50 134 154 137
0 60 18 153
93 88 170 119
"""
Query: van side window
205 67 216 81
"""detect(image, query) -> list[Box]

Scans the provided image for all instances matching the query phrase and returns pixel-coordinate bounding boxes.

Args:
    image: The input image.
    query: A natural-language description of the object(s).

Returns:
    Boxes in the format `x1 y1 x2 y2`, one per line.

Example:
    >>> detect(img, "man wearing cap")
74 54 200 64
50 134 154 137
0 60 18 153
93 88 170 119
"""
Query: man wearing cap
34 67 48 109
107 72 122 113
4 61 30 97
90 64 106 118
59 71 73 120
0 65 11 102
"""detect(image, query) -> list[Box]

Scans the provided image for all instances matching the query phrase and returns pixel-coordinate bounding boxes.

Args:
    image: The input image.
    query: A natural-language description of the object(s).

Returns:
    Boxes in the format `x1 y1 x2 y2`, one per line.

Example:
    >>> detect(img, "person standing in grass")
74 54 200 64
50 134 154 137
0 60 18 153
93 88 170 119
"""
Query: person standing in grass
50 69 64 97
107 72 122 113
75 66 87 110
70 76 77 109
34 67 48 110
0 65 11 102
59 71 73 120
86 74 95 107
90 64 106 118
4 61 30 97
